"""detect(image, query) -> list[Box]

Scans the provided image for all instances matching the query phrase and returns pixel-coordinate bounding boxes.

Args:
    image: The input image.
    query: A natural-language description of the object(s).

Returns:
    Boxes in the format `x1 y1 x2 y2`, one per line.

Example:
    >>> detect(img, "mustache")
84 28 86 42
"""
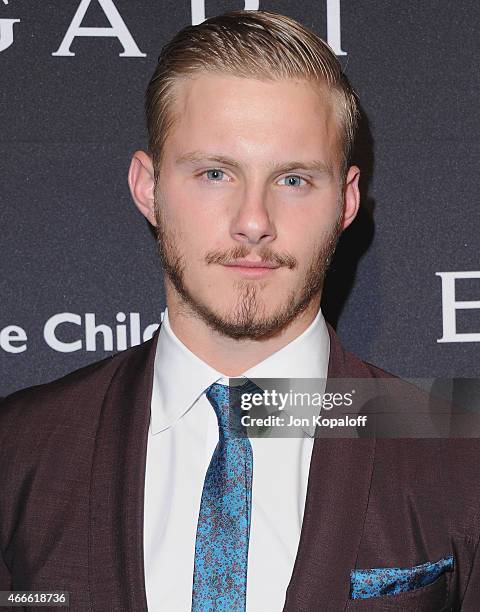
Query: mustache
205 245 297 269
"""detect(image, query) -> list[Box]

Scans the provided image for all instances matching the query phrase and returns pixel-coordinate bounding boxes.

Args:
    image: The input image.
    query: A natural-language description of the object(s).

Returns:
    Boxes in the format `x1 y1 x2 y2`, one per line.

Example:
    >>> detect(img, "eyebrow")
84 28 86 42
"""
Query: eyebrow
174 150 334 177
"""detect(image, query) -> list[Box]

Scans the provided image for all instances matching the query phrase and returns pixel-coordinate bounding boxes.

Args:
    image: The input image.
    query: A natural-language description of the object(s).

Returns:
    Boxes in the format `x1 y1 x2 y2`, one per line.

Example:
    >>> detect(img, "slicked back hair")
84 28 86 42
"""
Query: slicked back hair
145 10 359 180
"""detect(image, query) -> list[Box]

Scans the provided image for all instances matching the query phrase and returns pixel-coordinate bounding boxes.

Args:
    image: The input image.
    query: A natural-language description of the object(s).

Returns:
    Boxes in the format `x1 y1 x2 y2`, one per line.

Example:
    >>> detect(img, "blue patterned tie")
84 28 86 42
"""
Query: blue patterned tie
191 381 254 611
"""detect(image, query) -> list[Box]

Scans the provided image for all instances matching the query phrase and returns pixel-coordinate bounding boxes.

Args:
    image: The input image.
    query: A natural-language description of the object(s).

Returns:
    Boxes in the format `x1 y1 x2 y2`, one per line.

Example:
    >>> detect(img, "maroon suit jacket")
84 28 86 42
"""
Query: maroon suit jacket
1 323 479 611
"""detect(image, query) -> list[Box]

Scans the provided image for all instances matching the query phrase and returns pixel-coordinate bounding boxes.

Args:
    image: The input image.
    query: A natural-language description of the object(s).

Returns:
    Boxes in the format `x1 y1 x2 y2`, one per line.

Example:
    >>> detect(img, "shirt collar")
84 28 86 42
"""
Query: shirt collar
150 308 224 434
151 306 330 435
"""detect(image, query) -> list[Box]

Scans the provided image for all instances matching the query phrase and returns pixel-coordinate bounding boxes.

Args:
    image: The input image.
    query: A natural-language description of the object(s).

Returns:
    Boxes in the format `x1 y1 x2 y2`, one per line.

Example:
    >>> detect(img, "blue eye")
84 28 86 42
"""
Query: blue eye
205 169 225 181
281 175 307 187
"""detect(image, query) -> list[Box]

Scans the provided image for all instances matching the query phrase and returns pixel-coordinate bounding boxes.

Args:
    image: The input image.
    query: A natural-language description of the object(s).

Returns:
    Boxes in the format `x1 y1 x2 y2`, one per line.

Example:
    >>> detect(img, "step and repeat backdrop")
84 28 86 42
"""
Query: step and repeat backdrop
1 1 479 398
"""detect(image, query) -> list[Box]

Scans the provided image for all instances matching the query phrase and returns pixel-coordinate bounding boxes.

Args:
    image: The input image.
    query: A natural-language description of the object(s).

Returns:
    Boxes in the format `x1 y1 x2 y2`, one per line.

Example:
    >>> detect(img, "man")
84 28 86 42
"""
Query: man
1 9 479 612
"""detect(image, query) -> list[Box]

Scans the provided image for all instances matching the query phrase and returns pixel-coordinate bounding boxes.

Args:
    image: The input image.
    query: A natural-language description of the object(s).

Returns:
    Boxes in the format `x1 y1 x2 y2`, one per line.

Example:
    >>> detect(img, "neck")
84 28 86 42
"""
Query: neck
165 287 322 376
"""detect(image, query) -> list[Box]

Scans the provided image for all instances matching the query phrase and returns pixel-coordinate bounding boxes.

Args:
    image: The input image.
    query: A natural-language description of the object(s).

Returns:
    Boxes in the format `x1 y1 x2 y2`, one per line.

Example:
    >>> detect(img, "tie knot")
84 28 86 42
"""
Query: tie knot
206 381 253 438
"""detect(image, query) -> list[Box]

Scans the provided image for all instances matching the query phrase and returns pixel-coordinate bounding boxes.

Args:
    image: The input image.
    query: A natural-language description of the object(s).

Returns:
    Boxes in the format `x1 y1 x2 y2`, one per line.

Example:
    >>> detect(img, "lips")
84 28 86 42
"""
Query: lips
223 259 280 269
221 259 281 278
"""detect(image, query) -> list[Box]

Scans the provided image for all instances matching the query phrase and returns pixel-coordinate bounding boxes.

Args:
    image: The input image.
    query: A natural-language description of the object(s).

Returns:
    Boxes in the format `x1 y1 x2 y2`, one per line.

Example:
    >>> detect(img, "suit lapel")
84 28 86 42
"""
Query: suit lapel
283 323 376 611
89 326 160 611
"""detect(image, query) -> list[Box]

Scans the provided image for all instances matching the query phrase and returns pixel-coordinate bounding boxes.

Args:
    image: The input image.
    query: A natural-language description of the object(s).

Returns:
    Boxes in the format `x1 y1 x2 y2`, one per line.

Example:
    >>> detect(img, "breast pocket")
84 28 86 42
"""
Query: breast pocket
345 572 451 611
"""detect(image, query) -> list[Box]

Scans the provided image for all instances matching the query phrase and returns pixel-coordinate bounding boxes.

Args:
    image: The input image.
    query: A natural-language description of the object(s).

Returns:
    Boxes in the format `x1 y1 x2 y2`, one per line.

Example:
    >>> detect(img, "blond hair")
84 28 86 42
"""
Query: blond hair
146 10 359 179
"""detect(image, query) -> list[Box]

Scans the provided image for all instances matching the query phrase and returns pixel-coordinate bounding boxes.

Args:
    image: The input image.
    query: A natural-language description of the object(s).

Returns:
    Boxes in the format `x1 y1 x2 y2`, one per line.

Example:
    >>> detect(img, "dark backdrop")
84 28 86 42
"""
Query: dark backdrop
1 1 479 397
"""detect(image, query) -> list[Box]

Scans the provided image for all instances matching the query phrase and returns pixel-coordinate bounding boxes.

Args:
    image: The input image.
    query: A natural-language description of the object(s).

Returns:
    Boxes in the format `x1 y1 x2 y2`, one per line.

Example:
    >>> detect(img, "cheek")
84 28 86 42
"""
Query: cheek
162 181 227 236
162 209 225 268
280 217 336 268
278 186 340 230
279 215 323 248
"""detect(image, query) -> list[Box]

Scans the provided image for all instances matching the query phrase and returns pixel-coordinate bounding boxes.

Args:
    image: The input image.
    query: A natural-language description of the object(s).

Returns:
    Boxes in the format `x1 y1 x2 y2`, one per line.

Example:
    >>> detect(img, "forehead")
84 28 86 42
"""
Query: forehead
164 73 342 168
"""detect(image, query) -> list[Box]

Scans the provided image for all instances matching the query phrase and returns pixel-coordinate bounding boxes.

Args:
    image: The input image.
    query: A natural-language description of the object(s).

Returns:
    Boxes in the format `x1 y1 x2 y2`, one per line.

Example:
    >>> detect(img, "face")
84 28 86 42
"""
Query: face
131 74 360 340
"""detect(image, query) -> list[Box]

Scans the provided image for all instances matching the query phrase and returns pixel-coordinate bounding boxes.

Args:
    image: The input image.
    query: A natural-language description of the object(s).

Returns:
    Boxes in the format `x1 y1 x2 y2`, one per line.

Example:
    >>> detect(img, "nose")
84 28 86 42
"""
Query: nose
230 185 276 245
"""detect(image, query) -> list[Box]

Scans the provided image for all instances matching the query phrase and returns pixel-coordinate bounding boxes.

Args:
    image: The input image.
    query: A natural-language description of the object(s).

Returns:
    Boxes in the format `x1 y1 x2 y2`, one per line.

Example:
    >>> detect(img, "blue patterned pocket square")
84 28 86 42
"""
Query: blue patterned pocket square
350 554 454 599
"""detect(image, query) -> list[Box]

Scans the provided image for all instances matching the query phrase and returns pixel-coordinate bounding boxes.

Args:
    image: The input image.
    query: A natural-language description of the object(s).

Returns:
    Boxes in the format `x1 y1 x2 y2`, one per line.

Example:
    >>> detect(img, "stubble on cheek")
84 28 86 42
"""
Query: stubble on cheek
154 201 186 293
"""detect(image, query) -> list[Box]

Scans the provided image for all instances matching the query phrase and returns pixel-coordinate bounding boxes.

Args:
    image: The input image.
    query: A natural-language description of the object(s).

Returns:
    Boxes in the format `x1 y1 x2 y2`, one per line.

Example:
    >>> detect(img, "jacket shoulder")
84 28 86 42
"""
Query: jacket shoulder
0 337 155 435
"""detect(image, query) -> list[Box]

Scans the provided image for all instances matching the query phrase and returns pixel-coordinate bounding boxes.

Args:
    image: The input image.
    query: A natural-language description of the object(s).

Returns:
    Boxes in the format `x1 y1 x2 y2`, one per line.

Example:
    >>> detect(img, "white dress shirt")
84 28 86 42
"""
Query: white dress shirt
143 307 330 611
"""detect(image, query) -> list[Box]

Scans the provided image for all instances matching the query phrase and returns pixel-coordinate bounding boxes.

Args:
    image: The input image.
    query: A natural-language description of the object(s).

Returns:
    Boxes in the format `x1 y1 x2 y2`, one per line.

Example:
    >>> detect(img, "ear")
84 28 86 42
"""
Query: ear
128 150 157 227
341 165 360 230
